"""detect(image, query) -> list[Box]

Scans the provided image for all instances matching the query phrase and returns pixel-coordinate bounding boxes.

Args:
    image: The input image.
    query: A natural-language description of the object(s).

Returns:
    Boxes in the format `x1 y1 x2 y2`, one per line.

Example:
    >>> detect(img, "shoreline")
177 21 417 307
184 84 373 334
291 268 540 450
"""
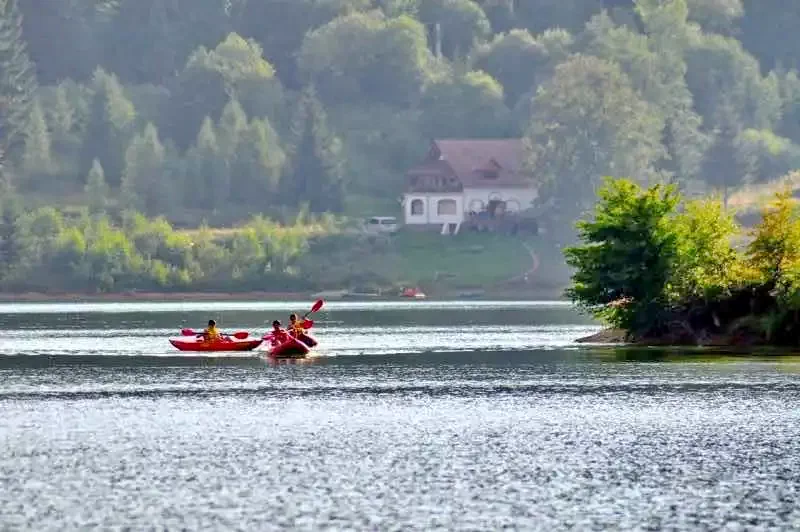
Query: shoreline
0 289 568 303
576 328 771 347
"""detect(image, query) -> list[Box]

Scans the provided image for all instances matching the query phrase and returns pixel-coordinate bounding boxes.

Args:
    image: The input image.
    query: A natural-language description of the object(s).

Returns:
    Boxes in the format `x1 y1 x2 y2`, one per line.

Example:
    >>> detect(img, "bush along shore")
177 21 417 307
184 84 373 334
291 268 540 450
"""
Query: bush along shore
567 176 800 347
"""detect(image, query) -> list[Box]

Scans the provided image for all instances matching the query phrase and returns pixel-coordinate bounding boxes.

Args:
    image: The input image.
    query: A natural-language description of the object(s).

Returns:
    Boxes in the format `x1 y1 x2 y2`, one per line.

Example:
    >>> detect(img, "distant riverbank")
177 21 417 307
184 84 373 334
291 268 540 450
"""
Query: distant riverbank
0 286 567 303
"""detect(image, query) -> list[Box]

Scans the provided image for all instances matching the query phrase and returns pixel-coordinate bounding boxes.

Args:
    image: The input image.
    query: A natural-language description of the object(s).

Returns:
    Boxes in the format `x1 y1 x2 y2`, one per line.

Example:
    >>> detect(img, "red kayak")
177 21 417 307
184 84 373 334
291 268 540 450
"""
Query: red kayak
264 335 313 359
169 335 263 352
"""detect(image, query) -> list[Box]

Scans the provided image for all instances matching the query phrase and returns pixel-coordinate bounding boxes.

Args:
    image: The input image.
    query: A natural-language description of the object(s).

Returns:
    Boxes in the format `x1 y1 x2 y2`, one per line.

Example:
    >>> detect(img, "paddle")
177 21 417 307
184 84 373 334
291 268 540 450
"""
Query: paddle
303 299 324 319
181 328 249 339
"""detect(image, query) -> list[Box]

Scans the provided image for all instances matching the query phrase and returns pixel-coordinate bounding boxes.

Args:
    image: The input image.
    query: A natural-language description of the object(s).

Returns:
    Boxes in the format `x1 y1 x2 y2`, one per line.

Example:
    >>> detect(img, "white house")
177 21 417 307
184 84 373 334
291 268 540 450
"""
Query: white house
402 139 538 234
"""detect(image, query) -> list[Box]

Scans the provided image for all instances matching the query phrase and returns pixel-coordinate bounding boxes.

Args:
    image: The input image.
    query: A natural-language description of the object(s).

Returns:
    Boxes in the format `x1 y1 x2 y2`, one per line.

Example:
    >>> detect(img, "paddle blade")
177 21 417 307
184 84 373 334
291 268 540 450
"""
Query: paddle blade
181 328 195 336
310 299 324 313
232 331 249 339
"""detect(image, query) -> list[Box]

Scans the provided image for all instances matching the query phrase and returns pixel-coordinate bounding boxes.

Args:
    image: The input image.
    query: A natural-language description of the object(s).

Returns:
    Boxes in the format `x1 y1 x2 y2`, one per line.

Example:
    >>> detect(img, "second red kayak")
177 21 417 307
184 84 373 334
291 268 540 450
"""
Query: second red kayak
265 335 314 358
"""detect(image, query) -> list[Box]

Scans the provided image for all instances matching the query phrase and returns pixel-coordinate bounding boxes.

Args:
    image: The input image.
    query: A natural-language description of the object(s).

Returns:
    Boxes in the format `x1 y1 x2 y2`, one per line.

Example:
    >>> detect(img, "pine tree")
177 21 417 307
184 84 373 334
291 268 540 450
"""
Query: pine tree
80 68 136 186
186 116 229 209
85 158 109 216
283 87 346 213
21 101 53 177
0 0 38 159
121 123 165 215
217 98 248 158
230 118 285 204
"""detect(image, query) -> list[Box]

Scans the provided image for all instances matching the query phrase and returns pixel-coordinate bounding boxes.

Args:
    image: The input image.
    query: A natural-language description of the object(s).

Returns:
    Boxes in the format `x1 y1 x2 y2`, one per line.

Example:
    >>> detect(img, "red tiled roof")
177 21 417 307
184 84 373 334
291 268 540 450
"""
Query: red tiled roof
409 139 533 188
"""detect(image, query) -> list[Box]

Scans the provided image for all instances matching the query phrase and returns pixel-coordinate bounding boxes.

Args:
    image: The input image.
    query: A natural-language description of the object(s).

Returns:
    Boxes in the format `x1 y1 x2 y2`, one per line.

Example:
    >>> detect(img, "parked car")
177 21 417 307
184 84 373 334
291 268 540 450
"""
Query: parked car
364 216 399 234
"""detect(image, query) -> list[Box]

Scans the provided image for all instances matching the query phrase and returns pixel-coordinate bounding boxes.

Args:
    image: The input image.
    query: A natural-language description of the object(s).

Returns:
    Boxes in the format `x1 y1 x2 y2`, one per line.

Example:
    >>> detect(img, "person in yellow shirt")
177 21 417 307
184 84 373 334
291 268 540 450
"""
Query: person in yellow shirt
203 319 221 341
288 314 305 337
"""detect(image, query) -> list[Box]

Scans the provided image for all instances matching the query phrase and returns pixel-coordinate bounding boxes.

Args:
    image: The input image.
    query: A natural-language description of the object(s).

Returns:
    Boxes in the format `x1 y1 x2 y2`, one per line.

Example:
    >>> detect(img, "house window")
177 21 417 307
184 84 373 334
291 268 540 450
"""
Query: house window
410 199 424 216
469 199 484 212
482 170 498 180
437 199 457 215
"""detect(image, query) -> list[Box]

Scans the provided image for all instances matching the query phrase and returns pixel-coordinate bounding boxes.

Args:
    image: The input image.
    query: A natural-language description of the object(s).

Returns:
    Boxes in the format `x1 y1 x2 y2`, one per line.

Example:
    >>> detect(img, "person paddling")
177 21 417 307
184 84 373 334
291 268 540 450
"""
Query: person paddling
269 320 289 346
288 314 307 338
203 319 221 341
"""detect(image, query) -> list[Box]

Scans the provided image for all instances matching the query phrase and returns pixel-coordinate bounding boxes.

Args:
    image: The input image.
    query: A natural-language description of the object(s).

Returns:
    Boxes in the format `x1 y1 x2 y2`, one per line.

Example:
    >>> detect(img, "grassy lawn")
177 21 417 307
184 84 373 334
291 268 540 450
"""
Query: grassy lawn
304 230 535 290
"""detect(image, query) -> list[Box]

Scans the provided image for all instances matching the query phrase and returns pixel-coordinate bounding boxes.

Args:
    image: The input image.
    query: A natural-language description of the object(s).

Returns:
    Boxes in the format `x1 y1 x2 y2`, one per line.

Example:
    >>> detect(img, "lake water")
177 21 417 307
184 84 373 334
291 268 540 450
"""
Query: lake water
1 301 799 530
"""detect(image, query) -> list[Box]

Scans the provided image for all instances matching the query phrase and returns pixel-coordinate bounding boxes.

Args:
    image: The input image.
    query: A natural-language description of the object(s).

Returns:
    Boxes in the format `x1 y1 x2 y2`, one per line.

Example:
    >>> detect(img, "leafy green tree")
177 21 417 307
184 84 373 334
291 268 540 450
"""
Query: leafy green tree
85 158 109 216
101 0 231 85
564 178 681 337
80 68 136 186
419 70 511 139
282 88 346 213
747 189 800 287
525 55 666 221
297 11 433 107
167 33 284 149
472 29 558 106
418 0 491 59
232 0 371 87
583 6 709 181
671 197 742 301
120 123 169 216
686 33 781 132
0 0 38 157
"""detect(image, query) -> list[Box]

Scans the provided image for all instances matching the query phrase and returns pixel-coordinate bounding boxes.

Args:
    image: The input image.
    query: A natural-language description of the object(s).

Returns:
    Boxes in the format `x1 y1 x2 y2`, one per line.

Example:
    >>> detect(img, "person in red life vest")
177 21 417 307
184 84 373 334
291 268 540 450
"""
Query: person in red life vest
269 320 290 346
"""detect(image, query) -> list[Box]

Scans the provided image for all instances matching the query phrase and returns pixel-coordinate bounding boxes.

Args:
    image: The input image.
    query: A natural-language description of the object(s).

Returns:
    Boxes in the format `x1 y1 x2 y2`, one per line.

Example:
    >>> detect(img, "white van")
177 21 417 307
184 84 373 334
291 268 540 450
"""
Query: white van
365 216 399 234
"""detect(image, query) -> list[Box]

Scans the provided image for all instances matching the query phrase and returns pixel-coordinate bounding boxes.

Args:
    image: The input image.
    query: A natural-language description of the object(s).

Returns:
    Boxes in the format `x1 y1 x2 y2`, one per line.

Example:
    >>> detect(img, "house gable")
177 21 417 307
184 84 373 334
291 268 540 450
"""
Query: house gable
406 139 534 194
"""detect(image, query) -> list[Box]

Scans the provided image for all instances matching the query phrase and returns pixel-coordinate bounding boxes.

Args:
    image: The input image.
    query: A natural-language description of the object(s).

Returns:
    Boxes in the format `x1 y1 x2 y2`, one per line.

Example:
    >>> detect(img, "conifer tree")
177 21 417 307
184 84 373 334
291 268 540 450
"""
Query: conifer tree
21 101 53 177
121 123 165 215
0 0 38 158
85 158 109 216
283 88 345 213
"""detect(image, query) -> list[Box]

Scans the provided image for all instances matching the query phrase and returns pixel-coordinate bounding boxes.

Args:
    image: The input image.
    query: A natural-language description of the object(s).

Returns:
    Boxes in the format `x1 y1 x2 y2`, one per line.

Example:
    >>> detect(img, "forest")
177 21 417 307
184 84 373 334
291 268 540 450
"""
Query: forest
567 176 800 346
0 0 799 292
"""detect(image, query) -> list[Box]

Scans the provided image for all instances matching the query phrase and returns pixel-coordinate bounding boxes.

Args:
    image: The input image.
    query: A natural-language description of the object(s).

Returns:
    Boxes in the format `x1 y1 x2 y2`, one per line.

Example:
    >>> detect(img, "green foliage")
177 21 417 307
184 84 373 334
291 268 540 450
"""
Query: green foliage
419 70 511 139
297 11 433 106
85 159 109 216
121 123 168 215
564 178 680 336
80 68 136 186
525 55 666 220
0 0 37 158
746 189 800 287
418 0 491 59
671 198 741 301
3 0 800 297
282 88 346 213
472 29 567 107
21 101 54 178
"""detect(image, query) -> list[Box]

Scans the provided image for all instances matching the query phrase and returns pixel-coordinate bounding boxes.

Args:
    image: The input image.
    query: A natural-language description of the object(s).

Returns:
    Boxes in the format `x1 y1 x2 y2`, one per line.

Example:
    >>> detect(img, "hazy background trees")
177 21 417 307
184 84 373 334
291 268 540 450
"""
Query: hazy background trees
0 0 799 290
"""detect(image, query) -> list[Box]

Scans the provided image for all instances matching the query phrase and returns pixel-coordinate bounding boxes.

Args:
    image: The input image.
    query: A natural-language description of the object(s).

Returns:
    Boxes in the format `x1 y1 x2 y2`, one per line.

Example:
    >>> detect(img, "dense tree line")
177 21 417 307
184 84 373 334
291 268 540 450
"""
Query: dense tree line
0 0 797 259
0 1 796 221
0 196 335 292
567 174 800 345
